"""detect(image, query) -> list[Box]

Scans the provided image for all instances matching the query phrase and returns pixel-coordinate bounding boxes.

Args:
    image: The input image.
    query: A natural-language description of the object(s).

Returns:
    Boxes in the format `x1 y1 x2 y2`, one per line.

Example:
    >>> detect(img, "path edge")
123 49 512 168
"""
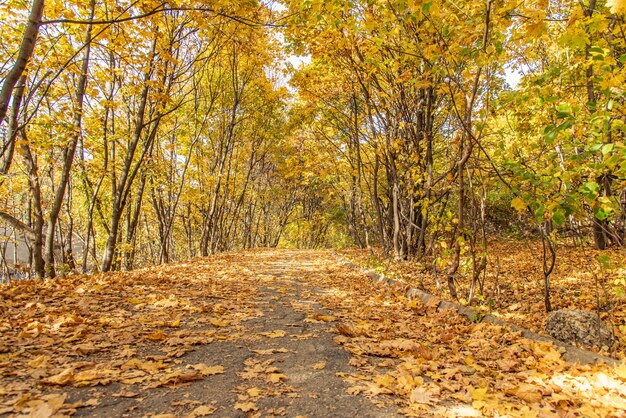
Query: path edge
331 252 619 367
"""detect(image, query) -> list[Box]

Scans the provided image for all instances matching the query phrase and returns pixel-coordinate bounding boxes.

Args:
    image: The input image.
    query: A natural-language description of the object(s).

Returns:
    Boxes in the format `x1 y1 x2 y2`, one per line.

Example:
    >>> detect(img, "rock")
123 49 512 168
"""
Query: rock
545 309 615 348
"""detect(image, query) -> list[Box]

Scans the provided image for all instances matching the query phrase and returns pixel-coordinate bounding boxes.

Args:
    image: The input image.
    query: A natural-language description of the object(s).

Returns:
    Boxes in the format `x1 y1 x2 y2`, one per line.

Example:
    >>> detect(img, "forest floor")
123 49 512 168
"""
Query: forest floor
0 249 625 418
338 239 626 361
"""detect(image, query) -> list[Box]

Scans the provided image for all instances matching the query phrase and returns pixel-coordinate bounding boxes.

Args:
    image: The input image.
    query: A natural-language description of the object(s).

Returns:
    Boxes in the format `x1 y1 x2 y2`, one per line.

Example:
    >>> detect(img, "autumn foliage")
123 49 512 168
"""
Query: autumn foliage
1 0 626 415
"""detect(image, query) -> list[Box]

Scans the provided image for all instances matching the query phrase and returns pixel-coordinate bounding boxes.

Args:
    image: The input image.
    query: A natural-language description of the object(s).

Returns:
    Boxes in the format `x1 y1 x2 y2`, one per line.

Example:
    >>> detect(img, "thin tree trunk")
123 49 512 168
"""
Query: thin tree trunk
0 0 44 127
44 0 95 277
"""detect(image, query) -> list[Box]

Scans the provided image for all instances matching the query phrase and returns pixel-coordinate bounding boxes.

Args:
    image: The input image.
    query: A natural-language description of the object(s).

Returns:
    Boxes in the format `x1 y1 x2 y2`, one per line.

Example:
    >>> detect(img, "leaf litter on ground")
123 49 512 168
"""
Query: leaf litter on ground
0 248 624 417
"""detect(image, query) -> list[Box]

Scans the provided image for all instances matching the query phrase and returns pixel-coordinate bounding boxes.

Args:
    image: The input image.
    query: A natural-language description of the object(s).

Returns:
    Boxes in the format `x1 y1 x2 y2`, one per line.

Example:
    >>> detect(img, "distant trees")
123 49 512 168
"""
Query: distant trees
0 0 305 279
1 0 625 313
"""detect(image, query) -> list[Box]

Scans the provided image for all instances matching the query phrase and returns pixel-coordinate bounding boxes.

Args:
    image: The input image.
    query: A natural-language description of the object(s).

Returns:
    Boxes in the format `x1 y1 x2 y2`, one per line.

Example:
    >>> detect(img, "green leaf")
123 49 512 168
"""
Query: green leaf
580 182 600 200
601 143 614 155
552 210 565 226
594 207 609 221
556 103 571 118
598 253 611 269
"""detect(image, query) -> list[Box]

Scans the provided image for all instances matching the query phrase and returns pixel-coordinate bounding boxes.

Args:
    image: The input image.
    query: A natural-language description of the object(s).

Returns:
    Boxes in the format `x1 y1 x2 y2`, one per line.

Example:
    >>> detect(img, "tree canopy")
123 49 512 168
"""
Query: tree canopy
0 0 625 313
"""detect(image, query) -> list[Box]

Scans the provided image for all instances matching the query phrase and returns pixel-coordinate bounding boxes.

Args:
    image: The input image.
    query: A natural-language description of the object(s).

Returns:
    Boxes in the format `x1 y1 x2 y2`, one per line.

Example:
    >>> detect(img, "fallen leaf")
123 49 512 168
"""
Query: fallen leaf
210 319 230 327
346 386 364 395
44 368 74 385
313 313 336 322
336 323 360 337
74 342 98 355
29 393 67 418
312 361 326 370
469 386 488 401
28 355 49 369
259 330 286 338
112 390 139 398
508 383 543 403
247 387 261 397
190 364 225 376
146 329 167 341
186 405 217 417
152 370 202 387
234 402 258 412
250 348 289 355
268 373 287 383
409 387 436 405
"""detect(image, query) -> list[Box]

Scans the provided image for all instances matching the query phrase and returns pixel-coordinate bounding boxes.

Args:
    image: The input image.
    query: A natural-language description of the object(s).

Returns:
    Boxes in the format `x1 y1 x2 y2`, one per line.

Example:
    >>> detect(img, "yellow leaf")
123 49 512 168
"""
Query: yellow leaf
346 386 364 395
313 313 336 322
259 330 286 338
146 330 167 341
234 402 257 412
607 0 626 14
186 405 216 417
469 386 488 401
29 393 67 418
44 368 74 385
210 319 230 327
510 383 543 403
312 361 326 370
409 387 436 405
511 197 526 212
28 355 49 369
251 348 289 355
190 364 224 376
247 387 261 397
126 297 142 305
614 363 626 380
375 373 395 388
267 373 287 383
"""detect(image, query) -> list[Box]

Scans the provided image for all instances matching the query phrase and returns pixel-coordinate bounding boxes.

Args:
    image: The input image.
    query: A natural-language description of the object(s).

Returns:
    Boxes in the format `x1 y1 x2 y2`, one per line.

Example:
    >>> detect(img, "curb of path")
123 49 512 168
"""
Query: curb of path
331 252 619 367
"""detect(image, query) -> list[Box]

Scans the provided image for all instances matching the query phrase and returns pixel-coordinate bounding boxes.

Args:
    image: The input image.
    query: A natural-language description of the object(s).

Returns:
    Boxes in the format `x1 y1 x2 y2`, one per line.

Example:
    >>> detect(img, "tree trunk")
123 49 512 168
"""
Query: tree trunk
0 0 44 127
43 0 95 277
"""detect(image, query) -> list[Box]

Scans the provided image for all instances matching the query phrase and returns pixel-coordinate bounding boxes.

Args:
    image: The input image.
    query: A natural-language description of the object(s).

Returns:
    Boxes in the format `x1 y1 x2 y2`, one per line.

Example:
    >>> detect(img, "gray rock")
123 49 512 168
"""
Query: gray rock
546 309 615 348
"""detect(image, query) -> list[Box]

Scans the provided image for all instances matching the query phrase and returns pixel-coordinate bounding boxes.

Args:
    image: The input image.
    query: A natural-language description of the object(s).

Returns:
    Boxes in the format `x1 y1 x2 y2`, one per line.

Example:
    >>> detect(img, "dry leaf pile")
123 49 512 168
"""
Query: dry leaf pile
0 248 625 417
0 253 263 416
339 239 626 359
286 253 626 417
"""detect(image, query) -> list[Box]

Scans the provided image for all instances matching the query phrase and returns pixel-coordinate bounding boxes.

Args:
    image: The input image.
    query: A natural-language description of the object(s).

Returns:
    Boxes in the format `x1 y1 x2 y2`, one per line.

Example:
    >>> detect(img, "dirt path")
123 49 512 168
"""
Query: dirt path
1 250 625 417
0 250 399 417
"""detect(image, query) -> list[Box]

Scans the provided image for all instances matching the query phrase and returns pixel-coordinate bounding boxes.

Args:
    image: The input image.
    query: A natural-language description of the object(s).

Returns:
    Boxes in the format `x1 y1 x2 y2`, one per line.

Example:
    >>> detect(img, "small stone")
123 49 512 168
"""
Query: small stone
545 309 614 348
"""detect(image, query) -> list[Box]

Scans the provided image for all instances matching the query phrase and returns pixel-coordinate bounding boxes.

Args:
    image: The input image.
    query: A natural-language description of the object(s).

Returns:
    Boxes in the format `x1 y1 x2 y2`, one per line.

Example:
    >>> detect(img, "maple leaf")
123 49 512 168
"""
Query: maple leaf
189 364 224 376
469 386 488 401
409 387 436 405
146 330 167 341
234 402 258 412
607 0 626 14
508 383 544 403
28 393 67 418
185 405 217 417
247 387 261 397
